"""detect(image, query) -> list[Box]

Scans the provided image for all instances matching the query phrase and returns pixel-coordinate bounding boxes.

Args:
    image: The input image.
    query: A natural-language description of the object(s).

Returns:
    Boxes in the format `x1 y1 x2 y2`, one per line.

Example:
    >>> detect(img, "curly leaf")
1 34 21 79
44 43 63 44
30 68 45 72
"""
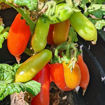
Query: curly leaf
87 4 105 18
89 18 105 30
1 0 35 33
14 0 38 11
95 20 105 30
0 64 15 83
21 80 41 96
0 32 8 48
0 64 41 101
0 81 41 101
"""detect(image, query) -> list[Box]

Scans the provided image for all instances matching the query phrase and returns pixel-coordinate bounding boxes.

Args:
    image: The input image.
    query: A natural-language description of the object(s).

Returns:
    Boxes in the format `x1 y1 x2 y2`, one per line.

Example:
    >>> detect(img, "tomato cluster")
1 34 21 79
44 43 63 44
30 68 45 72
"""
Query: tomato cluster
7 13 90 105
31 55 89 105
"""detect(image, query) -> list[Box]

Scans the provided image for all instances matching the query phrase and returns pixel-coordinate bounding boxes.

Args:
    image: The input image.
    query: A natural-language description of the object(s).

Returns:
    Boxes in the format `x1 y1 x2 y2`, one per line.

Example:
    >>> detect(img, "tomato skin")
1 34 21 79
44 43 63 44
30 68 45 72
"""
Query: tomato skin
63 62 81 89
31 64 50 105
70 12 97 44
7 13 31 58
47 20 70 45
31 17 50 52
47 24 54 45
50 63 71 91
15 49 52 82
77 55 90 90
53 20 70 45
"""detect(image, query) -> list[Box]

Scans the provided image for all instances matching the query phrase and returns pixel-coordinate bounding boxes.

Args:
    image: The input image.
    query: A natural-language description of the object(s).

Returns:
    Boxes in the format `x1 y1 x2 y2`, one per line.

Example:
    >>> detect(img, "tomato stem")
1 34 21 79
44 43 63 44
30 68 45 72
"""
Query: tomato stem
3 1 35 33
24 48 34 56
66 0 73 7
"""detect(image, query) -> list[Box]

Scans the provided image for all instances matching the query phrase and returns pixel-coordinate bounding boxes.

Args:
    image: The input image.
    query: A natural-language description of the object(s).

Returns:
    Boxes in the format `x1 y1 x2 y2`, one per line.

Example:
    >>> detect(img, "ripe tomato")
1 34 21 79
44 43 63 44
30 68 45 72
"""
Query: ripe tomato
50 63 71 91
31 64 50 105
77 55 90 92
7 13 31 61
63 62 81 89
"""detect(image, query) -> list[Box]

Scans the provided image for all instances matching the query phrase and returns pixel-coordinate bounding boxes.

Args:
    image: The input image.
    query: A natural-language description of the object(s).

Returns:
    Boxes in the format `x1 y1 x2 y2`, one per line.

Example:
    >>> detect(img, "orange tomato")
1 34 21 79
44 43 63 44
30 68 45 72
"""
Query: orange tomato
63 62 81 89
53 20 70 45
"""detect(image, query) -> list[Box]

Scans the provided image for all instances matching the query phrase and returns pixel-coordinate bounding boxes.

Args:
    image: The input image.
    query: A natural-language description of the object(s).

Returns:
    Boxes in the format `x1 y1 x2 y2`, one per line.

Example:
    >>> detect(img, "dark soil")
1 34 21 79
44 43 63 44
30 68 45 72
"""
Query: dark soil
0 83 85 105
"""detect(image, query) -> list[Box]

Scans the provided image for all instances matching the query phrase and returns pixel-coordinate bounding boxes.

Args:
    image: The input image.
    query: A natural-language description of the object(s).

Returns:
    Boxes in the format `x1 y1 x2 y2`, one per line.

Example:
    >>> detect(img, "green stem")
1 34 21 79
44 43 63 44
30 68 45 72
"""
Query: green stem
66 44 71 59
9 4 35 33
66 0 73 7
70 43 78 59
24 48 34 56
2 1 35 33
2 27 10 33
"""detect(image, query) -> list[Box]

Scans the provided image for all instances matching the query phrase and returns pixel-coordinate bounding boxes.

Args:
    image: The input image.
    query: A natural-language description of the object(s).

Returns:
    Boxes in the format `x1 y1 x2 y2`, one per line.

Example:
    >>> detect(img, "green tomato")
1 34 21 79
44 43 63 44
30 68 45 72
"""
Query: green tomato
15 49 52 82
31 17 50 52
70 12 97 44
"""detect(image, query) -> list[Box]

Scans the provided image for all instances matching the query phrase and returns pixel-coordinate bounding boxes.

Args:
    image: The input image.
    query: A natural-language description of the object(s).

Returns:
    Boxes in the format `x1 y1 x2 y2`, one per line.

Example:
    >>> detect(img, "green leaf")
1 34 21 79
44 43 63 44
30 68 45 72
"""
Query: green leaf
69 27 78 42
95 20 105 30
0 81 41 101
21 80 41 96
0 63 41 101
0 21 9 48
1 0 35 33
73 0 81 6
80 0 89 8
89 18 105 30
14 0 38 11
0 82 22 100
91 0 105 4
0 64 15 83
87 4 105 18
13 64 21 73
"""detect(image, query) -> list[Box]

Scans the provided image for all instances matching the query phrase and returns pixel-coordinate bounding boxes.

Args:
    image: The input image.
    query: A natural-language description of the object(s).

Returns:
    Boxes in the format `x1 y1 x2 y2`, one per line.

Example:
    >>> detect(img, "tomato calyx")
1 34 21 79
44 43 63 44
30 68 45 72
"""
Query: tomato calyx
51 41 79 71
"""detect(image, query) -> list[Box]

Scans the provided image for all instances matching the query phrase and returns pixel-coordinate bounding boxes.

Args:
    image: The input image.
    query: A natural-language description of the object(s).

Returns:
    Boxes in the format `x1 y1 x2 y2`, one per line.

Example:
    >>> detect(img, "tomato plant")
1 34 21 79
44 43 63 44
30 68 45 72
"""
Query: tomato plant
0 0 103 104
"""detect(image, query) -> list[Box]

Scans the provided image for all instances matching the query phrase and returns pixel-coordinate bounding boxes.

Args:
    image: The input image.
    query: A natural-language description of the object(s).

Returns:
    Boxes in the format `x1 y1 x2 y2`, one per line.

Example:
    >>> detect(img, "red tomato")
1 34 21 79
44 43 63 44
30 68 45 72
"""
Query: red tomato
31 64 50 105
49 63 71 91
47 24 54 45
7 13 31 60
77 55 90 92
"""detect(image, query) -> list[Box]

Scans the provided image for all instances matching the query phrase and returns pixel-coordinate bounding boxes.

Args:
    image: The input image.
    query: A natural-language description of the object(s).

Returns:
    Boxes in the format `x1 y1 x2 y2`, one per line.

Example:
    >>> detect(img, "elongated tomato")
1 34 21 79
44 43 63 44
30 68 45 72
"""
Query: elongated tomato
7 13 31 60
15 49 52 82
50 63 71 91
31 64 50 105
47 24 54 45
77 55 90 91
63 62 81 89
53 20 70 45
